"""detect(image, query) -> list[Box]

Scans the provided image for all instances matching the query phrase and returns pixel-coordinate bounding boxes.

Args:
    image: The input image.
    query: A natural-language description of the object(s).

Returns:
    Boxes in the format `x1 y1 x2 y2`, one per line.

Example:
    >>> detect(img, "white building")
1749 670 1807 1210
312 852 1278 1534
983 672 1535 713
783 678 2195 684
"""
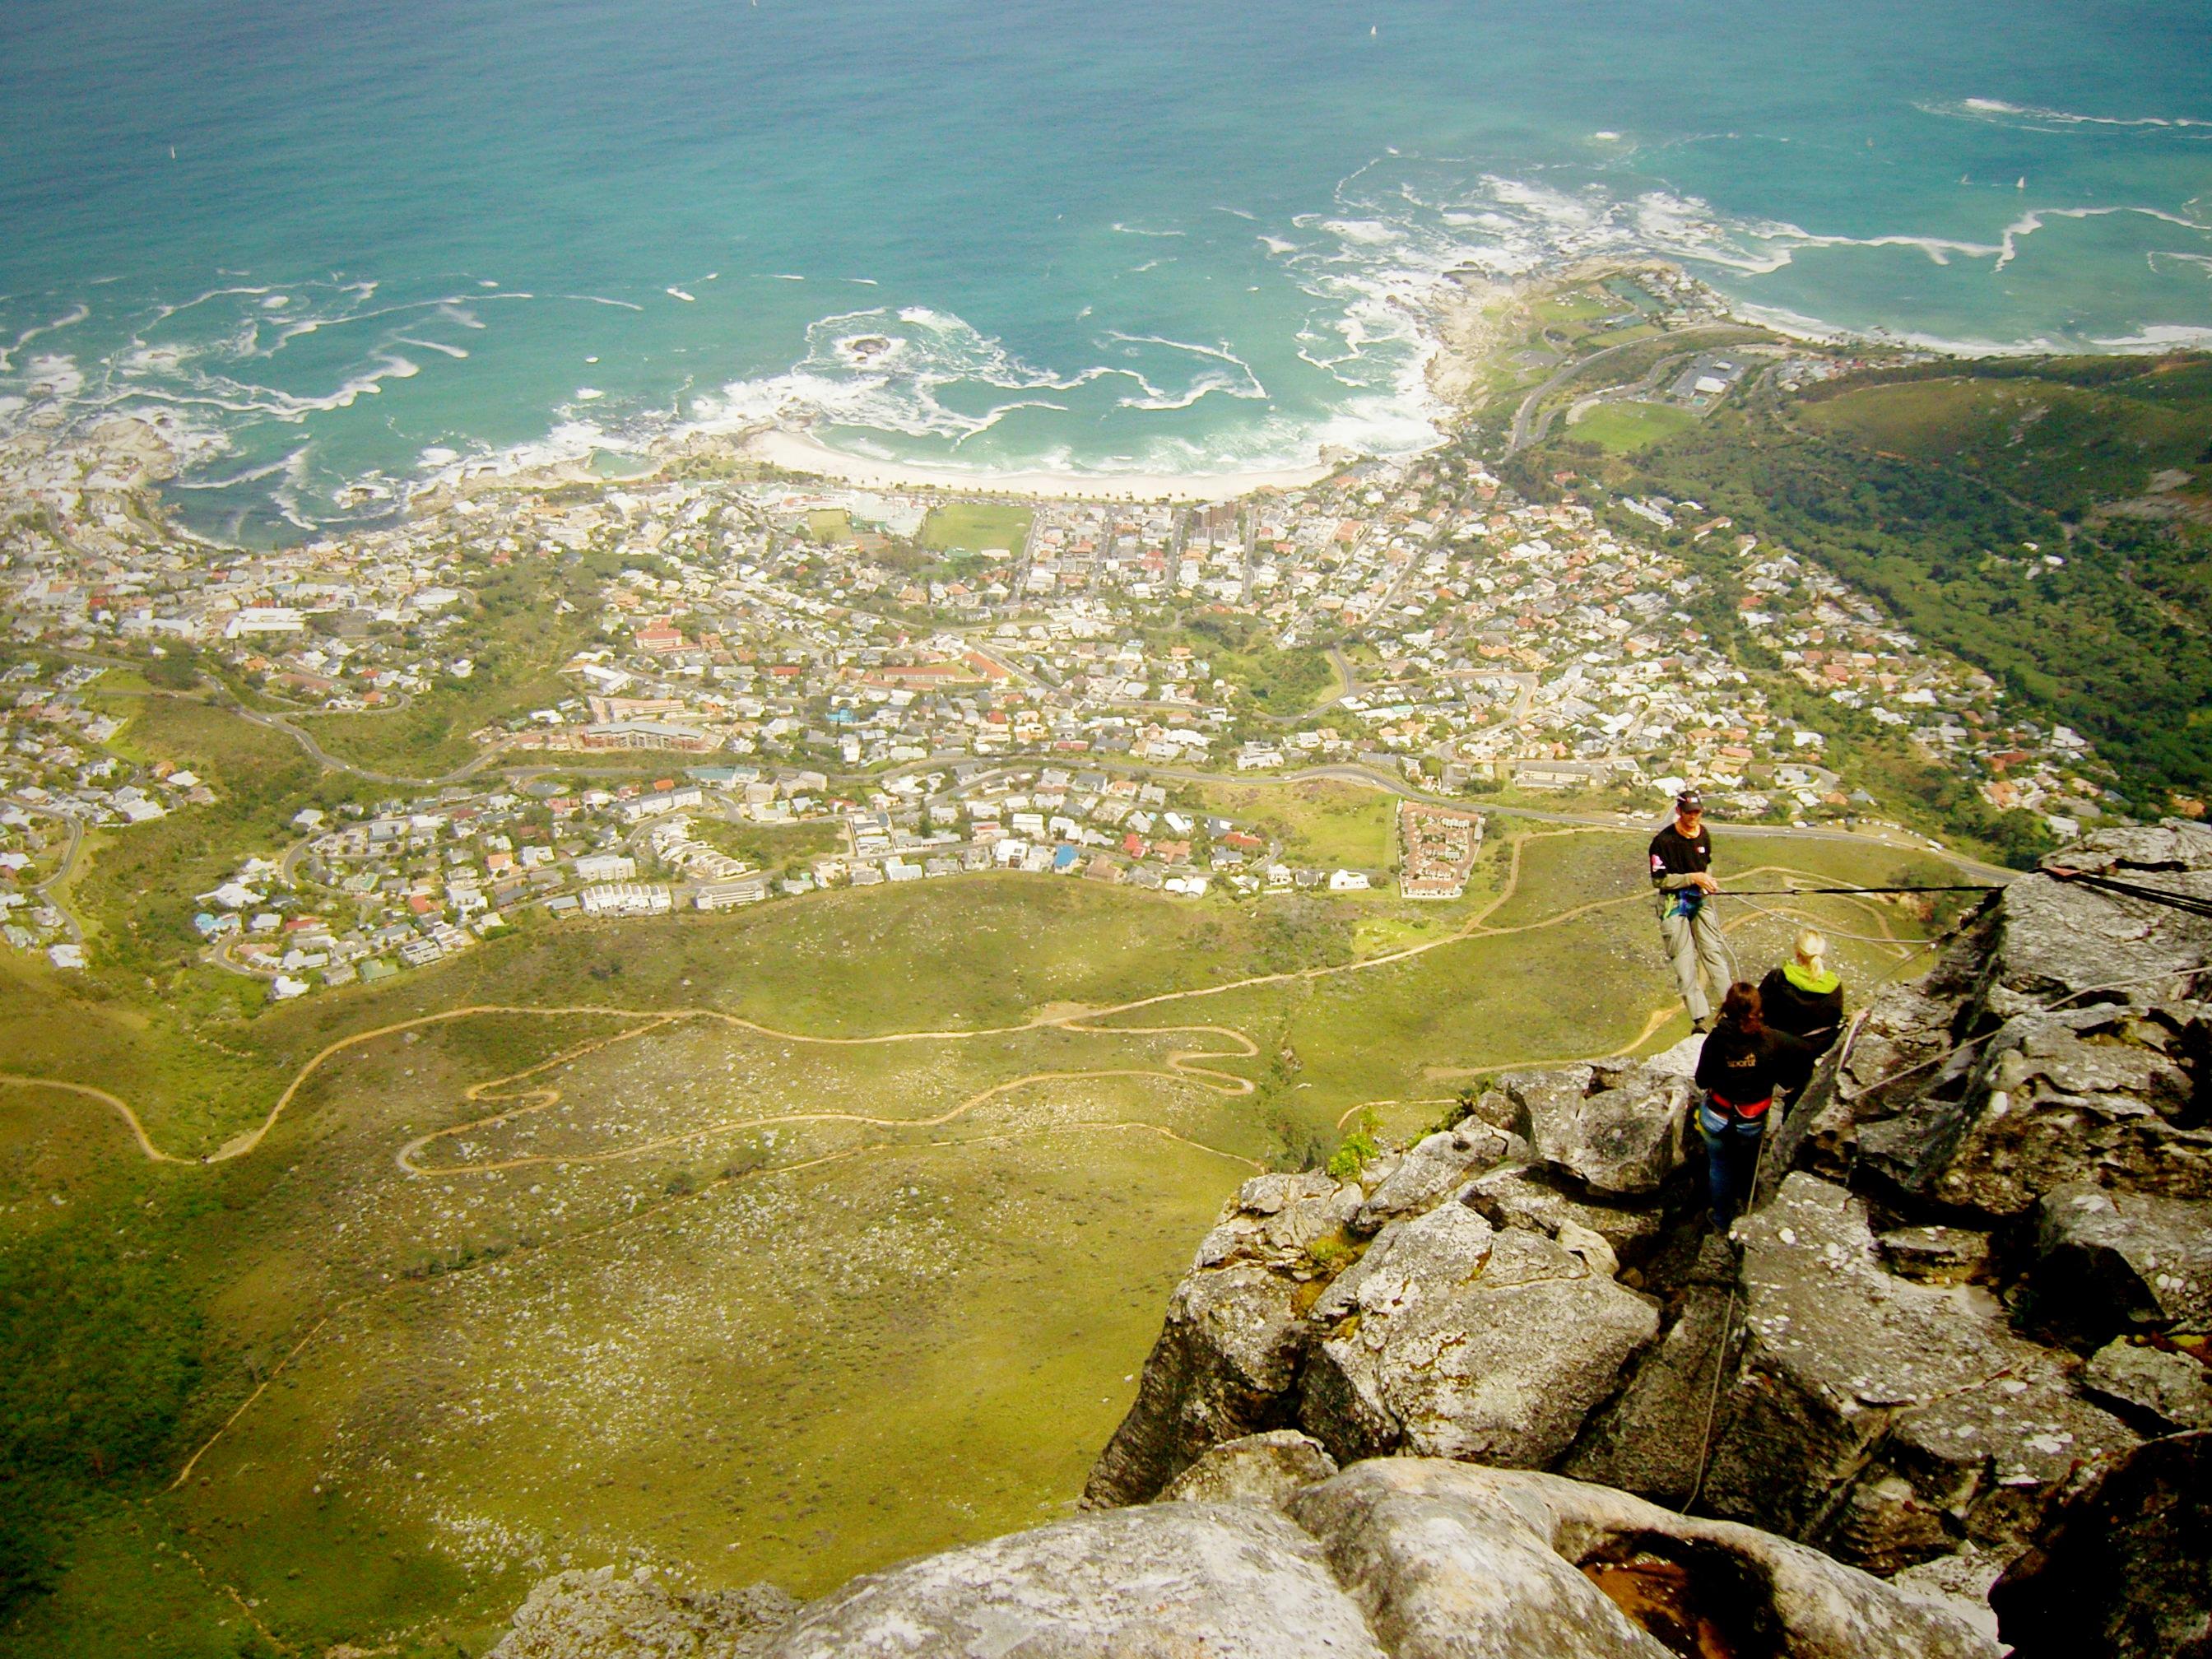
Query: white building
579 882 672 918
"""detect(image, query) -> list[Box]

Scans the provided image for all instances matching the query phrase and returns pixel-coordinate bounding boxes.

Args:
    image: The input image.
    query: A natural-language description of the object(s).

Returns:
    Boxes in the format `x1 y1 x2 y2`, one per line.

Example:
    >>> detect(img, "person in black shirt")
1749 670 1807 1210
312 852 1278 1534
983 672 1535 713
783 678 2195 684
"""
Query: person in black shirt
1757 927 1845 1069
1694 982 1810 1232
1649 789 1733 1033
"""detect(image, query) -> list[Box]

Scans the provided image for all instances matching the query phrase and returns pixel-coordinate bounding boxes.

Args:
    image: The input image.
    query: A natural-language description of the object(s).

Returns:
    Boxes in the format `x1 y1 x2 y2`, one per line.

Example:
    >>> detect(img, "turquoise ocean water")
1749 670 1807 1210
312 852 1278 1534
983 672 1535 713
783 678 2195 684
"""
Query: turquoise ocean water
2 0 2209 543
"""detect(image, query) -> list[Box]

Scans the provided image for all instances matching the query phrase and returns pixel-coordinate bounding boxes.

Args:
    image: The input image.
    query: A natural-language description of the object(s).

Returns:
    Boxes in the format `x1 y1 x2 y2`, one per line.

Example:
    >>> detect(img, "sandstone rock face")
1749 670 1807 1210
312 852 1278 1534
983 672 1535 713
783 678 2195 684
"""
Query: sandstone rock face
1160 1430 1339 1509
1080 1261 1308 1509
2025 1181 2212 1346
1504 1047 1698 1197
497 1462 1990 1659
1066 827 2210 1630
1702 1173 2138 1574
1459 1162 1666 1257
1299 1211 1658 1468
1355 1122 1515 1232
1290 1461 1996 1659
1560 1239 1736 1505
2082 1338 2212 1432
1991 1429 2212 1659
1081 1173 1355 1508
764 1503 1387 1659
486 1569 796 1659
1089 1062 1698 1507
1877 1222 1992 1284
1840 830 2212 1224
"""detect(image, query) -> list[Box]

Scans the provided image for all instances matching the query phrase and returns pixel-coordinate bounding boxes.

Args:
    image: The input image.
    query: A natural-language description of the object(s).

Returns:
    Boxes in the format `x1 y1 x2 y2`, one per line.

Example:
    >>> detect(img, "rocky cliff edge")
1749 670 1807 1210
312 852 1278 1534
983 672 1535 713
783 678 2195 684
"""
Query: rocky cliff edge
490 823 2212 1658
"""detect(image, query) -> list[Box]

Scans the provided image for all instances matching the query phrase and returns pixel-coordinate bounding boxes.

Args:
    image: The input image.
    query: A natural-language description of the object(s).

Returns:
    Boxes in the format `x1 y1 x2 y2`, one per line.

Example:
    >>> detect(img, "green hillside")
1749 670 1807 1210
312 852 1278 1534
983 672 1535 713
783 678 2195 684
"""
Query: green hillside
1 833 1958 1656
1527 353 2212 803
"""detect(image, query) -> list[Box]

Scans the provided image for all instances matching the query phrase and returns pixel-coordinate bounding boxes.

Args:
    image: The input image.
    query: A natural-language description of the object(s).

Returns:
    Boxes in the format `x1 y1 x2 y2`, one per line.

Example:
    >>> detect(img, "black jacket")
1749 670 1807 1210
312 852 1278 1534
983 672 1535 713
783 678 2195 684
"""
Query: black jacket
1694 1024 1811 1111
1758 966 1845 1055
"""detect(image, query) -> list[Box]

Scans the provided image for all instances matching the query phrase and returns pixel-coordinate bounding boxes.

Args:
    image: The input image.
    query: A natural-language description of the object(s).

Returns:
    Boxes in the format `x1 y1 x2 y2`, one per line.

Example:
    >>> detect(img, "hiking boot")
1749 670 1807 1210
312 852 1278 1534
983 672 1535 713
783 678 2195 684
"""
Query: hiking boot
1692 1015 1715 1034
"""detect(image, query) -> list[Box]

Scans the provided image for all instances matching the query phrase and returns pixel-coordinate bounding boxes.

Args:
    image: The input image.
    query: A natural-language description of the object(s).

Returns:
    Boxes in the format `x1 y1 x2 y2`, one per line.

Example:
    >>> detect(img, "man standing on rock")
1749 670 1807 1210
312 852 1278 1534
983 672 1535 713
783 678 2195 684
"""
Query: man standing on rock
1649 788 1732 1033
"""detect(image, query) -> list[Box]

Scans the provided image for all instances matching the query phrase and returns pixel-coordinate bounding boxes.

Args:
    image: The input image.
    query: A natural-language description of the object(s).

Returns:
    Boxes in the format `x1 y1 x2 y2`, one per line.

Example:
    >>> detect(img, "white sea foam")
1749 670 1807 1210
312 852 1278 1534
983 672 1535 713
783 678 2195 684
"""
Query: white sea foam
2090 323 2212 349
171 447 310 491
0 302 92 371
1926 96 2212 132
16 132 2212 533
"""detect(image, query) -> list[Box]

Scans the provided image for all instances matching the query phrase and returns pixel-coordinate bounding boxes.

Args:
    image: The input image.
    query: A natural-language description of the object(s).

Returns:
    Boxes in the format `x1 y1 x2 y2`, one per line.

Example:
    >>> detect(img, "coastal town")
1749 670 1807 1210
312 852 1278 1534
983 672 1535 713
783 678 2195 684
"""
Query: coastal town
0 360 2130 995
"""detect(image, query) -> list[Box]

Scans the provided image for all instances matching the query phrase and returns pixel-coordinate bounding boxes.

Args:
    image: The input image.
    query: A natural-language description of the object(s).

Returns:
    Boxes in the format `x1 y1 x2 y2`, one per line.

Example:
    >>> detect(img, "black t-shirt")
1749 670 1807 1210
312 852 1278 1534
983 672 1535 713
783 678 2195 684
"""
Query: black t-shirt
1648 822 1712 887
1695 1025 1810 1108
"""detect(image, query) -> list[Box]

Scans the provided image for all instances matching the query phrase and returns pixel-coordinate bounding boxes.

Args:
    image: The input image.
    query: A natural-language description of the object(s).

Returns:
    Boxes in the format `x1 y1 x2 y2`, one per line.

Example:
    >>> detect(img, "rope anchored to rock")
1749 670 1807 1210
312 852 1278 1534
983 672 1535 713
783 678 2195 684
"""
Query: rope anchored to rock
2043 866 2212 921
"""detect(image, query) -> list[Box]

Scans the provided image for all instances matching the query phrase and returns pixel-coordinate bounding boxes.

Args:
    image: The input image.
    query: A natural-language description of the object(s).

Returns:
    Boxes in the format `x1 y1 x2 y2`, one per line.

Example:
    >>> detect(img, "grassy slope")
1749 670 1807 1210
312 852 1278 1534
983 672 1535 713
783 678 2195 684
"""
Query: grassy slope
301 553 614 774
2 825 1964 1656
1192 779 1396 869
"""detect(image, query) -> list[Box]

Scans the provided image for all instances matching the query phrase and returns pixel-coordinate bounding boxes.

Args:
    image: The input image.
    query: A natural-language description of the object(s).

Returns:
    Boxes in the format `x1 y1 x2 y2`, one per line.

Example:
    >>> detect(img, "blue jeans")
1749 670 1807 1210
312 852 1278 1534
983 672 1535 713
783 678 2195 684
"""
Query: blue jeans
1699 1099 1766 1229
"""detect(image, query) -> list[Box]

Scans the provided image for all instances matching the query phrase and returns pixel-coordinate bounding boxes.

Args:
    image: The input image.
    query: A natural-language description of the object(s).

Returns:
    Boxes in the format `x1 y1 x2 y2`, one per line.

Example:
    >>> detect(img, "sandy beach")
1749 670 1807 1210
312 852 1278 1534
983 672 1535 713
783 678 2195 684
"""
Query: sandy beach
741 428 1340 502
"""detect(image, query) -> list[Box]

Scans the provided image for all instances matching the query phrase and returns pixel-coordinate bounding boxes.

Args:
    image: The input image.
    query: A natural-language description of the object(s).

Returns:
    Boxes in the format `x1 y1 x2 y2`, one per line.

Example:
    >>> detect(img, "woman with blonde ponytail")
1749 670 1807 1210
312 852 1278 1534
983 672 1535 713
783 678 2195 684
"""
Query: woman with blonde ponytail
1758 928 1843 1057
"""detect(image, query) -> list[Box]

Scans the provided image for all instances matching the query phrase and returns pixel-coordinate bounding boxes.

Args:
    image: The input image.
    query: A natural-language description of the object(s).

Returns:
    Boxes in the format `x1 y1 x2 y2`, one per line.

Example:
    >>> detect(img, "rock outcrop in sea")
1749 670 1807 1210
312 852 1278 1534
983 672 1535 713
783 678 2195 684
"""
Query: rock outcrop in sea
489 823 2212 1657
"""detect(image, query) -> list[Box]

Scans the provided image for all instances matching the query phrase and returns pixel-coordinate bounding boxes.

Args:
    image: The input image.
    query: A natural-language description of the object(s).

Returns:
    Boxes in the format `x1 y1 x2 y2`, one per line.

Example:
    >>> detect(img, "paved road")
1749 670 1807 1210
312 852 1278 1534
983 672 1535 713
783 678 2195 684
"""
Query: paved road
26 809 86 945
228 702 505 788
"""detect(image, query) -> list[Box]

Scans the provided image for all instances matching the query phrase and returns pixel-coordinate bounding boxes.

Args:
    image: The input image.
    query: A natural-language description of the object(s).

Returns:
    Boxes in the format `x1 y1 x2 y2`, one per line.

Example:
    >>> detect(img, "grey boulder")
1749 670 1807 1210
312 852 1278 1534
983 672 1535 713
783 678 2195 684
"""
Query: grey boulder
1298 1206 1659 1467
1702 1173 2138 1573
764 1503 1387 1659
1506 1059 1695 1198
2025 1181 2212 1346
486 1569 797 1659
1355 1122 1514 1232
1160 1430 1340 1510
2082 1337 2212 1432
1991 1429 2212 1659
1289 1459 1996 1659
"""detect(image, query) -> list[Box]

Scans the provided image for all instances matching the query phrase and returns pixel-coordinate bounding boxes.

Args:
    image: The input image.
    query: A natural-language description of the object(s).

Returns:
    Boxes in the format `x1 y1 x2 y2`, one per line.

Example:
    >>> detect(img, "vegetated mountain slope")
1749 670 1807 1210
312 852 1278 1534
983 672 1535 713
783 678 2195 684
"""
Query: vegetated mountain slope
1579 355 2212 806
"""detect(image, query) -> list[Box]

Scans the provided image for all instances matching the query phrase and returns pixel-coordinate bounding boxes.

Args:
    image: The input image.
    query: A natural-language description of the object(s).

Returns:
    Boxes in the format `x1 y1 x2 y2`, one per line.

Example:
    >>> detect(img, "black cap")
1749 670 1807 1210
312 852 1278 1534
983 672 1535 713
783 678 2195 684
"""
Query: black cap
1675 788 1703 814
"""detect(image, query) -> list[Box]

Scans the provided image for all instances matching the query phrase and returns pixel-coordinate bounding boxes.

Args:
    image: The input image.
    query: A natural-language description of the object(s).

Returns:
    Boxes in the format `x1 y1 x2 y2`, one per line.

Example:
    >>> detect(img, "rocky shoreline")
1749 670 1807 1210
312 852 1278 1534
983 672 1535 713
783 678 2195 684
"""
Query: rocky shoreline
488 821 2212 1657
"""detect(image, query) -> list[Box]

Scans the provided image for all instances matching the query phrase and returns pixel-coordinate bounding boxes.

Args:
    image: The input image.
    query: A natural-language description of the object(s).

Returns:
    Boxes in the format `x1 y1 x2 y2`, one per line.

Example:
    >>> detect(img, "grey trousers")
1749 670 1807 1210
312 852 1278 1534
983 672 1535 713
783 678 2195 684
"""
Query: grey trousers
1659 900 1733 1021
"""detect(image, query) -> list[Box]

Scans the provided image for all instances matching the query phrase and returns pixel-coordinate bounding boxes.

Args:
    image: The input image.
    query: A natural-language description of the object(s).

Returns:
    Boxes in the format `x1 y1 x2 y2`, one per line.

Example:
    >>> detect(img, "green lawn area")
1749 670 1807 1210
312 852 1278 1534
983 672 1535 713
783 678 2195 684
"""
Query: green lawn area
1532 289 1611 330
1569 399 1697 453
805 508 853 542
688 816 847 876
921 502 1034 556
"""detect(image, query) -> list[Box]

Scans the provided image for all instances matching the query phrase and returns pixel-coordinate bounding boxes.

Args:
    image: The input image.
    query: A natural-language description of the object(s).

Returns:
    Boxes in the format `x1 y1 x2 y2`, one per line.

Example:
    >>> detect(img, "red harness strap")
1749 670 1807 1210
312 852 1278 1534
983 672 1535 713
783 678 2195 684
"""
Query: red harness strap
1708 1091 1773 1122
